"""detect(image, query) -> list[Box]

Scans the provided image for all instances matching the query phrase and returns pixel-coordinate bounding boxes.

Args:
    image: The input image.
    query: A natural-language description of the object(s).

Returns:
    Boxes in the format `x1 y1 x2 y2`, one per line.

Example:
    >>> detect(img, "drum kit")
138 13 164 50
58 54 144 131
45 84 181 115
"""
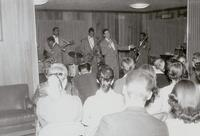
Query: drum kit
67 51 83 77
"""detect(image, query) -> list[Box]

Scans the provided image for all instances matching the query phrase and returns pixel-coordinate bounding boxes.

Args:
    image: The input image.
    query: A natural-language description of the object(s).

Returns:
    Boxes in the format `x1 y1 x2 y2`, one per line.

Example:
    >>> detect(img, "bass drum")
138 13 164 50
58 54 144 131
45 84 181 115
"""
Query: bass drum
67 64 78 77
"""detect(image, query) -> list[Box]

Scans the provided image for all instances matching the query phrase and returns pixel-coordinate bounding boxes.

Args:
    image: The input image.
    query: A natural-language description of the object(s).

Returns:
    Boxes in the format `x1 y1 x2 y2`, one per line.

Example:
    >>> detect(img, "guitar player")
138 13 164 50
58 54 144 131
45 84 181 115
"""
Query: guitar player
136 32 149 67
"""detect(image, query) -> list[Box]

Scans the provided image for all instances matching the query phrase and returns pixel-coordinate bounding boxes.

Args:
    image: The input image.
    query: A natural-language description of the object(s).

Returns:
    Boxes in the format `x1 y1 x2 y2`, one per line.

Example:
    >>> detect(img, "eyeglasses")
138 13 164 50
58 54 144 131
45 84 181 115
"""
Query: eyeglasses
48 73 65 89
99 76 112 82
48 73 64 77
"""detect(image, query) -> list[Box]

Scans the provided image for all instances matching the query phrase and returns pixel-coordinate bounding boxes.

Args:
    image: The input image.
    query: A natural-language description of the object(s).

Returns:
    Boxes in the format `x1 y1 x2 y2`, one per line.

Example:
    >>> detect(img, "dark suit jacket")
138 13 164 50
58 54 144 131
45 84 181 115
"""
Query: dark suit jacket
73 73 98 104
156 73 170 88
44 43 62 63
95 107 169 136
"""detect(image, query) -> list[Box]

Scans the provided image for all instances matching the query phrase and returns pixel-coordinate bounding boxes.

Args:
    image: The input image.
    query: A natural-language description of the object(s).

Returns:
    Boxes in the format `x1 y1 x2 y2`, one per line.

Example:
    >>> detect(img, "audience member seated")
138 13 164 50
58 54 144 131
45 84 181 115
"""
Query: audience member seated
153 58 170 88
166 80 200 136
95 69 169 136
36 63 83 136
114 57 135 95
176 55 189 79
138 64 159 108
177 55 188 69
191 52 200 80
82 65 124 136
194 62 200 87
73 63 98 104
148 59 185 114
33 65 79 104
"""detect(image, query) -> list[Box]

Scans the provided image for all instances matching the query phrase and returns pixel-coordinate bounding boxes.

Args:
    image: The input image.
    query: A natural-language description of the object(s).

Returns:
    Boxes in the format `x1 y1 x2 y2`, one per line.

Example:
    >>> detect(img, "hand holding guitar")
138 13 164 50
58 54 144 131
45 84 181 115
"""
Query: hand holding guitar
131 35 148 62
61 40 74 52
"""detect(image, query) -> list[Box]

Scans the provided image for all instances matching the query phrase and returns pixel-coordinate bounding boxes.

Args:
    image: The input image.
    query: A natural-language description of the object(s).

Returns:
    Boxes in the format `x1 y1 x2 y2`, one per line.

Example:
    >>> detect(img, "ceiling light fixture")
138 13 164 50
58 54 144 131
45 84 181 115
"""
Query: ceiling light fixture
34 0 48 5
130 3 149 9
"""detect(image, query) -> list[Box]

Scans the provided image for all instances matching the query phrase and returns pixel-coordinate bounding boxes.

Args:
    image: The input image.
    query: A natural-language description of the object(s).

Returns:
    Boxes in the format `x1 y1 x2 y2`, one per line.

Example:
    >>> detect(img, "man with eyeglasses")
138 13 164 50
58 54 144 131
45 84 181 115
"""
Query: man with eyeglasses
82 65 125 136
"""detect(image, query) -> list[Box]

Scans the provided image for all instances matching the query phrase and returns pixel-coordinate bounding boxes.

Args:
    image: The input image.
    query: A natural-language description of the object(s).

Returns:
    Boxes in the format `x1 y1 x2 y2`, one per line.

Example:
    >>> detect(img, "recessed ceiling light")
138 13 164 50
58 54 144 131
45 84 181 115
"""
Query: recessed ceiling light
34 0 48 5
130 3 150 9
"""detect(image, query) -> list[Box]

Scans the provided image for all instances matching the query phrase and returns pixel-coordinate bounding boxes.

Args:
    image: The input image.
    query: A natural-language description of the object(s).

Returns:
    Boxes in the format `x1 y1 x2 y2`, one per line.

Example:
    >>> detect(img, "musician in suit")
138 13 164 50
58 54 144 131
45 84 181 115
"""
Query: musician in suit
80 27 100 73
52 26 73 65
99 29 134 79
43 36 63 64
136 32 149 67
95 69 169 136
52 27 71 47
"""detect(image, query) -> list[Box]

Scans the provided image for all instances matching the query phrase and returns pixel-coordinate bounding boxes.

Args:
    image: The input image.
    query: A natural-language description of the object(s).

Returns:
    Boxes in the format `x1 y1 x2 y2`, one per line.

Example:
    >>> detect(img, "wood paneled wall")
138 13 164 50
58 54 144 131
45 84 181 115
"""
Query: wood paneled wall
35 10 142 60
142 13 186 57
187 0 200 65
0 0 38 96
147 18 186 56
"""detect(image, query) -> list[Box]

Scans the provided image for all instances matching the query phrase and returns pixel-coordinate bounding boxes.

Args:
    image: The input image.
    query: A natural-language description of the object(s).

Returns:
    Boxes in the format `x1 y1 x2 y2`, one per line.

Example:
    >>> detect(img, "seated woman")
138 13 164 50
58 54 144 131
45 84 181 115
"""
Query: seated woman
36 63 83 136
166 79 200 136
153 58 170 88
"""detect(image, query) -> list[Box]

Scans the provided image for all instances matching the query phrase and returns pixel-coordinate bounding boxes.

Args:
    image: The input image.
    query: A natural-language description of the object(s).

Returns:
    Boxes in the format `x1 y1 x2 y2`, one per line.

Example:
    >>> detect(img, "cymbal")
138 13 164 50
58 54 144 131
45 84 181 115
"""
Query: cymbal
68 51 83 58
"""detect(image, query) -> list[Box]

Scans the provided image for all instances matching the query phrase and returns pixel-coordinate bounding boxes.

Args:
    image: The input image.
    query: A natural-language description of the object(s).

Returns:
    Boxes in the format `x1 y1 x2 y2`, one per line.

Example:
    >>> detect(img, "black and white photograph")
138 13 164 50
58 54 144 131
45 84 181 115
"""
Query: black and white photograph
1 0 200 136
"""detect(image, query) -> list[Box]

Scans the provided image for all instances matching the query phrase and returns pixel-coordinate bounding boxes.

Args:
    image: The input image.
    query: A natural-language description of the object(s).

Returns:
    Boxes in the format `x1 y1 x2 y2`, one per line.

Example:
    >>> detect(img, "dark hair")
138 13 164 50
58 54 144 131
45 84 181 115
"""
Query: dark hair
47 36 55 42
169 80 200 123
140 32 146 37
97 65 114 83
78 63 91 72
52 27 59 32
88 27 94 33
193 52 200 60
102 28 109 35
166 59 185 81
195 62 200 71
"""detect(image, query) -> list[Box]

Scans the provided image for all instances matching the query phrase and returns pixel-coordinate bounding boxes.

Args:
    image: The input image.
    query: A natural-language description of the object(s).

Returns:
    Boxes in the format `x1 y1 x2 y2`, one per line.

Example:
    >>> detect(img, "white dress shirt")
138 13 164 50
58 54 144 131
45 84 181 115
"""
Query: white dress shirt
82 88 125 136
53 35 59 44
88 36 95 49
105 38 115 50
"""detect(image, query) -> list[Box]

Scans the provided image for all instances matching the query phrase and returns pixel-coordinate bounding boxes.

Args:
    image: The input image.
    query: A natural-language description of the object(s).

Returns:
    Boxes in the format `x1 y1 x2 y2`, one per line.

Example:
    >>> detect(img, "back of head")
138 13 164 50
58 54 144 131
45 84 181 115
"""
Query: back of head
47 63 68 80
97 65 114 90
125 69 157 102
97 65 114 82
78 63 91 74
121 57 135 73
192 52 200 67
177 55 186 64
169 80 200 122
139 64 156 78
166 59 184 81
193 52 200 61
154 58 165 71
42 63 68 97
194 62 200 82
